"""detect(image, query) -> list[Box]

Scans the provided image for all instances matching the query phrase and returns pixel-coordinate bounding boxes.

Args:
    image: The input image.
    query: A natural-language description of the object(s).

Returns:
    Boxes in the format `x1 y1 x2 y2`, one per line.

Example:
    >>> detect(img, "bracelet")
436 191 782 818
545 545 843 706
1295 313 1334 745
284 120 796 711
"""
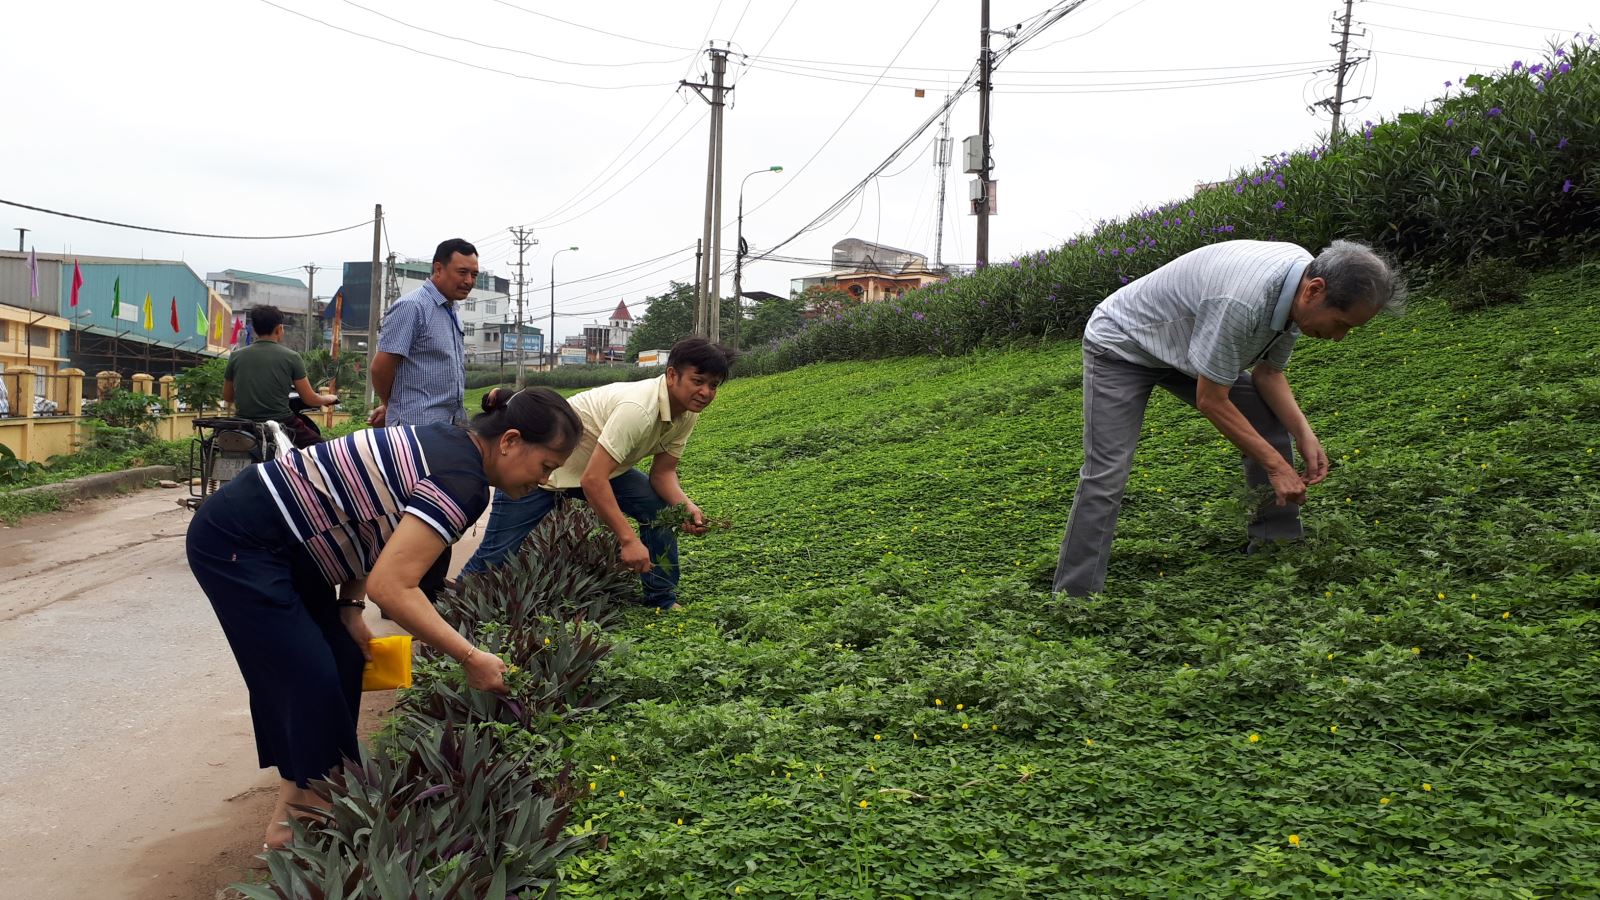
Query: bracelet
462 646 478 665
337 600 367 610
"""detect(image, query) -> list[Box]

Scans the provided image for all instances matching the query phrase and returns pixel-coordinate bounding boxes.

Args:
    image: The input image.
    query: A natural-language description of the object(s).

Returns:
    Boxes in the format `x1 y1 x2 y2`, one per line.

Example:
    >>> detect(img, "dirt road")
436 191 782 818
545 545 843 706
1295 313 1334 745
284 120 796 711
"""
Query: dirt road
0 488 485 899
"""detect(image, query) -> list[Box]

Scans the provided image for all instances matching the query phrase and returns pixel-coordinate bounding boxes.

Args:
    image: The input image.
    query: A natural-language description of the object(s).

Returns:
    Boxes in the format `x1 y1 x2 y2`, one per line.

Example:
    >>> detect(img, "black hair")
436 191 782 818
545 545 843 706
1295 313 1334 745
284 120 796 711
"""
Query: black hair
470 386 581 453
434 238 479 267
248 305 285 335
666 337 734 381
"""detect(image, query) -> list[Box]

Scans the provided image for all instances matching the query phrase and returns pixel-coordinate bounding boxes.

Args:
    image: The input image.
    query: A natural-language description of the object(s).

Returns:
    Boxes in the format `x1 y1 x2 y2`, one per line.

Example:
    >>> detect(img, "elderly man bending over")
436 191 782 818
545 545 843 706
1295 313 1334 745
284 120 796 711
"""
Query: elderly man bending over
1053 239 1405 596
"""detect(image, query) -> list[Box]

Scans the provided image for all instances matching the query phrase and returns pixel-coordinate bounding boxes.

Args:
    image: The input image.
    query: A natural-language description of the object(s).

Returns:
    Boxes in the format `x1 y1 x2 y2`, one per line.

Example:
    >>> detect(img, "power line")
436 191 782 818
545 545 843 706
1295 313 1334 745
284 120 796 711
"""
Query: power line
0 198 372 241
1364 1 1582 33
520 95 686 227
744 58 1328 91
253 0 672 90
482 0 697 52
1363 20 1555 52
746 53 1331 75
1369 47 1498 68
742 0 948 220
333 0 692 67
532 108 710 231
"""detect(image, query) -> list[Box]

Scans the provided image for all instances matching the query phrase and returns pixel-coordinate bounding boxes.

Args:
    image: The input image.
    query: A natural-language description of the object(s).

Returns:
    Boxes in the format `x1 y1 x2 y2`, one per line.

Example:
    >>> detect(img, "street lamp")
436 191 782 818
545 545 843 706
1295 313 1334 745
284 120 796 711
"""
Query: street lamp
734 165 783 348
538 246 578 381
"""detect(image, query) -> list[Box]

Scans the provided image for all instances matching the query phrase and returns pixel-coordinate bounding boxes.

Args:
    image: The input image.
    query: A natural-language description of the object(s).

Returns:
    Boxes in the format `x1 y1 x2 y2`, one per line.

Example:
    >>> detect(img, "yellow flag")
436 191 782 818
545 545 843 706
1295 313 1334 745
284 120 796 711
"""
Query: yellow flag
142 293 154 330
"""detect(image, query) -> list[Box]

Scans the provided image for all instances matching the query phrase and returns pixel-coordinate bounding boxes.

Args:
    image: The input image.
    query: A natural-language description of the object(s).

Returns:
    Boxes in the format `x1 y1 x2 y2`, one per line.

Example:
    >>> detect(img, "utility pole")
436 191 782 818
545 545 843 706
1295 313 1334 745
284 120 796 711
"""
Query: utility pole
302 263 320 352
14 227 27 252
549 246 578 372
976 0 993 267
934 96 952 270
508 226 538 386
365 204 383 406
1314 0 1368 146
682 46 733 340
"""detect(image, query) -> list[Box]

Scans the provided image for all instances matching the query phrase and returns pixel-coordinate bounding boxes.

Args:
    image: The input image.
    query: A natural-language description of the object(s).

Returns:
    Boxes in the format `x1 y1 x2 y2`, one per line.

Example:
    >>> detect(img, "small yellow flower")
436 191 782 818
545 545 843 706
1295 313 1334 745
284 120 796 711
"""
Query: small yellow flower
588 781 596 791
1380 796 1391 805
1467 653 1475 661
1422 783 1433 792
962 723 971 730
956 703 965 711
913 732 920 741
735 888 745 895
544 636 552 645
1329 725 1338 734
992 724 998 731
677 817 684 826
1471 592 1478 600
1084 738 1094 747
1288 834 1301 847
873 733 882 741
1412 647 1421 655
1248 733 1261 743
1327 652 1335 661
610 754 617 762
618 790 625 798
1437 592 1446 600
935 698 943 706
858 799 869 809
1324 591 1333 598
1502 611 1511 619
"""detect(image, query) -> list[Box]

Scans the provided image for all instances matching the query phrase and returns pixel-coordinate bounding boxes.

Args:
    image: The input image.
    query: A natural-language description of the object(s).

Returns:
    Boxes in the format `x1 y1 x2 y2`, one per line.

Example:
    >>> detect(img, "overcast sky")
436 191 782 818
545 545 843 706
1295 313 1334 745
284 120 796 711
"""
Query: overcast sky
5 0 1593 339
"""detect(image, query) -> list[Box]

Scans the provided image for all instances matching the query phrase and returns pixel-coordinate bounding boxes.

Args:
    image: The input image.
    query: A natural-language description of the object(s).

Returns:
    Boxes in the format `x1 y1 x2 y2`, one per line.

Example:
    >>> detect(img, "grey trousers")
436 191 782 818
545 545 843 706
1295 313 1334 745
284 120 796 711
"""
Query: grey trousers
1052 343 1302 596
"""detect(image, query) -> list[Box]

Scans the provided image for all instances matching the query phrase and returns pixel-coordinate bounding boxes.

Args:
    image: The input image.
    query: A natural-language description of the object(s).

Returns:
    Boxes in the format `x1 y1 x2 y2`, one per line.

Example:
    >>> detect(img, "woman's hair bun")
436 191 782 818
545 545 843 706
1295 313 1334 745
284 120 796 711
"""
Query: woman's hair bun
481 387 514 413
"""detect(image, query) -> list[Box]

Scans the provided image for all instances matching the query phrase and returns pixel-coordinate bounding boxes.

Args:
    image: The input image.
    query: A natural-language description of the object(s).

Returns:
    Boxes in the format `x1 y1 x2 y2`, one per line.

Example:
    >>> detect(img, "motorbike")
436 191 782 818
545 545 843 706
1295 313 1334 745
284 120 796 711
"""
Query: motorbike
185 395 328 510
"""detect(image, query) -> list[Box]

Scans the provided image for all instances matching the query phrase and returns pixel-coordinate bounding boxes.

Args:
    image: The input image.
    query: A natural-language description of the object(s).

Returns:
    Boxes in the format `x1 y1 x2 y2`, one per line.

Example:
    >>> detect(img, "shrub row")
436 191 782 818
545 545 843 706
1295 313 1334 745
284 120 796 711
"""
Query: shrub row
737 38 1598 376
240 503 638 899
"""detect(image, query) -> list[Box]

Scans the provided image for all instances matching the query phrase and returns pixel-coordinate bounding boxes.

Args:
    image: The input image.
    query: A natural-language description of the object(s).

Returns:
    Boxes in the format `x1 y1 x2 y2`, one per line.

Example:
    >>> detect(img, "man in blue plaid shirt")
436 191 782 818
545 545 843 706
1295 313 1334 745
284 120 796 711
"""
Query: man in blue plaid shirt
369 238 474 429
368 237 477 604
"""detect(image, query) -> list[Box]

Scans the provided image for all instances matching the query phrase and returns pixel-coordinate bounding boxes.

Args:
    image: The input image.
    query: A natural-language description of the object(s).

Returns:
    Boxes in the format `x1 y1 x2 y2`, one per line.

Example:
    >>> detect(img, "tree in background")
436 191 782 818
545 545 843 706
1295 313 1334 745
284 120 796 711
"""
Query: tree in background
742 293 808 348
625 282 741 358
173 357 228 412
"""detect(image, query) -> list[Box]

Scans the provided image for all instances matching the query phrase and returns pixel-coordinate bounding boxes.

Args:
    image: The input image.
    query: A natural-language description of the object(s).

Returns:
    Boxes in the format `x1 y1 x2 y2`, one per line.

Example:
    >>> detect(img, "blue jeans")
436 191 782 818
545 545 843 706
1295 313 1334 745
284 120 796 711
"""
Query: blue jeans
461 468 680 608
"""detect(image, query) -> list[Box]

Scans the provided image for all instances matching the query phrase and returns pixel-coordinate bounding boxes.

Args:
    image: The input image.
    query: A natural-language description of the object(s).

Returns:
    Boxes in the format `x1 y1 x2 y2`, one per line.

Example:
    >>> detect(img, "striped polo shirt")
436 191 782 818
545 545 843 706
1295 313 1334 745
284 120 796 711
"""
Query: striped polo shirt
253 424 489 584
1084 240 1312 384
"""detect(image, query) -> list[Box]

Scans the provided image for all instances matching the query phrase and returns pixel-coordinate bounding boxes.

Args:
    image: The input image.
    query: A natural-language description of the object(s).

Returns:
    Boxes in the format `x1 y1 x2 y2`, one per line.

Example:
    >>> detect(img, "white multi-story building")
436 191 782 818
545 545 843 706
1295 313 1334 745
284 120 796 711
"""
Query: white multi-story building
387 259 516 363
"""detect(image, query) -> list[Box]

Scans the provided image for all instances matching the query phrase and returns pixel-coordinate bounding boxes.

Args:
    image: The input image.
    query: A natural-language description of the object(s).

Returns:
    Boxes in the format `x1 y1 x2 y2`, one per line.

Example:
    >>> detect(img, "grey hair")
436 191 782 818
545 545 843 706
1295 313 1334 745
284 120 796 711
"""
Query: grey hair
1306 239 1407 315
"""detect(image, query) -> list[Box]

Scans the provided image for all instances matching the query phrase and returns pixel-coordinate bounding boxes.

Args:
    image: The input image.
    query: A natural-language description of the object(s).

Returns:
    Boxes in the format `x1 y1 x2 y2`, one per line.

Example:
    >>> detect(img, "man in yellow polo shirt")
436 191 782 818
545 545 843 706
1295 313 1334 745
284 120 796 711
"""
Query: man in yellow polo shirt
461 337 731 608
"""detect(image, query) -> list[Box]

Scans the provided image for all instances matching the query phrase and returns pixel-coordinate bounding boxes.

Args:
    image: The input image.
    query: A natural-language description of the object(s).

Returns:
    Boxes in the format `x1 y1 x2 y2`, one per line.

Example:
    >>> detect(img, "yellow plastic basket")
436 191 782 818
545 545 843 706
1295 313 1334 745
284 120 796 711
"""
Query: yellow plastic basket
362 635 414 691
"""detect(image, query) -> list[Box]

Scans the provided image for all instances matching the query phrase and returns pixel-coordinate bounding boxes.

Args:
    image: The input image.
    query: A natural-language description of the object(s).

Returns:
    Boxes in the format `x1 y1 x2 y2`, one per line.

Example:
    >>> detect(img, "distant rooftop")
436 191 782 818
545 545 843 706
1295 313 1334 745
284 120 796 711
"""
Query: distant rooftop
212 269 307 289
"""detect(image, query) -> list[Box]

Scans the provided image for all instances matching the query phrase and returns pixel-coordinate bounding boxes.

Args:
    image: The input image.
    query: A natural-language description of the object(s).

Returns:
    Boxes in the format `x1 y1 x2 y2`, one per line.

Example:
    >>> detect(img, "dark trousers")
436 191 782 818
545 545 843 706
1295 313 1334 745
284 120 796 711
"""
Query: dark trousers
1053 343 1301 596
186 483 363 786
461 469 680 608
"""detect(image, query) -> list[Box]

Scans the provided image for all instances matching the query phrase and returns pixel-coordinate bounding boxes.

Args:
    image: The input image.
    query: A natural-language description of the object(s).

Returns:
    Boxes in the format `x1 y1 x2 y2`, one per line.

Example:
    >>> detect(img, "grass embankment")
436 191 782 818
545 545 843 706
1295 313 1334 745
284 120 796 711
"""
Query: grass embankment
561 267 1600 897
0 439 188 523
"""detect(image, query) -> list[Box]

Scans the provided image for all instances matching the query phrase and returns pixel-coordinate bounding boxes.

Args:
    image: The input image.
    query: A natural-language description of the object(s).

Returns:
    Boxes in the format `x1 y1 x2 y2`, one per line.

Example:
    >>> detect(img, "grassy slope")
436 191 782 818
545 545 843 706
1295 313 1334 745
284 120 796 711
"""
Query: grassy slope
560 269 1600 898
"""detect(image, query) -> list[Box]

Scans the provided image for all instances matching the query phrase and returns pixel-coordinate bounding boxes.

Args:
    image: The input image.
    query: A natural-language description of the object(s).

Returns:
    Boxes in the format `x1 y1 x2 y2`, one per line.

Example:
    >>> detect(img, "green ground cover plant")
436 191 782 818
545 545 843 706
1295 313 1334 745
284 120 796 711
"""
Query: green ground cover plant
558 266 1600 897
739 39 1597 376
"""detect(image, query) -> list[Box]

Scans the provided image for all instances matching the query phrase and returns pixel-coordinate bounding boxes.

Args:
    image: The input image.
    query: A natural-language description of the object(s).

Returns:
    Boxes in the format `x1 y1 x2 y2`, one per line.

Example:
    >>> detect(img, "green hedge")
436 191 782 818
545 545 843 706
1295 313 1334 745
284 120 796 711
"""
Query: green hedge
738 38 1598 376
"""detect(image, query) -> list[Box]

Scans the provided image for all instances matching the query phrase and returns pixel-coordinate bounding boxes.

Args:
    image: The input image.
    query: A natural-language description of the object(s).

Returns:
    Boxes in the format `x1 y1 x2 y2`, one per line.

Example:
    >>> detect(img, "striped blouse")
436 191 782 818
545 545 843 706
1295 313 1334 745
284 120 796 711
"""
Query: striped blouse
253 424 489 585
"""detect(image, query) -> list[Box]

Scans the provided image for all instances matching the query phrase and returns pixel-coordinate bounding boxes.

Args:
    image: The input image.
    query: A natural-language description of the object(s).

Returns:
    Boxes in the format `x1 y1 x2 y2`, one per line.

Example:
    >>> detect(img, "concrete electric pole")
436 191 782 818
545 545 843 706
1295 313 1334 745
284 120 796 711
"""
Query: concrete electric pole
1314 0 1368 145
508 226 538 387
365 204 382 406
302 263 320 352
682 46 734 340
976 0 994 268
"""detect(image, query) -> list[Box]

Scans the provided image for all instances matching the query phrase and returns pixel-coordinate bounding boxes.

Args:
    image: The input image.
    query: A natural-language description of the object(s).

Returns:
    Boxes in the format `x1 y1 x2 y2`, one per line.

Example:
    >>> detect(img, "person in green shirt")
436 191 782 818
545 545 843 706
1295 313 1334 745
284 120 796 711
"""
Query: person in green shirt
222 305 338 445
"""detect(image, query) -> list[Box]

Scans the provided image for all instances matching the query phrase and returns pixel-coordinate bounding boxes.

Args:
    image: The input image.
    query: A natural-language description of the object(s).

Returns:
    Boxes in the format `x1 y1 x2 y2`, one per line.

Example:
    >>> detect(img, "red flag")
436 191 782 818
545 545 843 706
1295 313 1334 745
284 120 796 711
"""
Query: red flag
71 261 83 308
170 297 180 333
229 317 244 345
